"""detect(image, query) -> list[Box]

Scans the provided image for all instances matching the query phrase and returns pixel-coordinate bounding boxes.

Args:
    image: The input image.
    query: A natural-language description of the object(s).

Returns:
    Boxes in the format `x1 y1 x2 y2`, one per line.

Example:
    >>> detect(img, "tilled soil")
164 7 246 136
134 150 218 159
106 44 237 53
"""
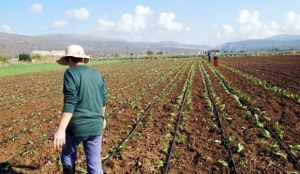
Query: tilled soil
0 56 299 173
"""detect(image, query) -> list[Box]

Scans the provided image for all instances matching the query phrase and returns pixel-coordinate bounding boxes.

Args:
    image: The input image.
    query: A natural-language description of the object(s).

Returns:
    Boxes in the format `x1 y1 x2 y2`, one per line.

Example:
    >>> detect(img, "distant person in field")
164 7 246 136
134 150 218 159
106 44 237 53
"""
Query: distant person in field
207 51 212 62
53 45 108 174
214 51 219 61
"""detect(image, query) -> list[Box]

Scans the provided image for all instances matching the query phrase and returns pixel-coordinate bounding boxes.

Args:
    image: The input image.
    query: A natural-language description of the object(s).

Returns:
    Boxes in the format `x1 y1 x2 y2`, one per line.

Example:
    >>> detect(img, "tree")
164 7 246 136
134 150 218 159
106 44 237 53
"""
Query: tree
146 50 154 56
156 51 163 55
19 53 31 62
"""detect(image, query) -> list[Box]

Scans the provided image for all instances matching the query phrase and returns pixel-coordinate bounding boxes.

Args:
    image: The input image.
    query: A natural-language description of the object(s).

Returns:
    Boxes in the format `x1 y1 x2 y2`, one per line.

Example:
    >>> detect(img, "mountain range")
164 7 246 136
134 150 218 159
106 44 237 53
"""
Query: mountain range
0 32 300 58
221 34 300 52
0 32 211 58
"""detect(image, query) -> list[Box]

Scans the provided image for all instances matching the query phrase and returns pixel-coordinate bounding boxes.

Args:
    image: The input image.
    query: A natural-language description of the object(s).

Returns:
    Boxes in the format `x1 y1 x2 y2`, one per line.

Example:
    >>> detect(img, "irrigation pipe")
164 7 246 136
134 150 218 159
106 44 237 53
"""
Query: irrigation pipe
163 66 193 174
200 61 238 174
209 64 300 170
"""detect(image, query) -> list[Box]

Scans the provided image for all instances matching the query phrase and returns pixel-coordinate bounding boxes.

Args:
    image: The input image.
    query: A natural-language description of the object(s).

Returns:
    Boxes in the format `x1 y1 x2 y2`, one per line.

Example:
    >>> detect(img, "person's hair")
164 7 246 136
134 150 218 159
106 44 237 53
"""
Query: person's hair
65 56 84 63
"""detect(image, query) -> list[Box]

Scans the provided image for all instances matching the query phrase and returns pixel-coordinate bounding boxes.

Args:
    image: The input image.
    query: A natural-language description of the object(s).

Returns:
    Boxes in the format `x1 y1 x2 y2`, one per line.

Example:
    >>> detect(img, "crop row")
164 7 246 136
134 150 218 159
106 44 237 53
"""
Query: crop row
0 58 299 173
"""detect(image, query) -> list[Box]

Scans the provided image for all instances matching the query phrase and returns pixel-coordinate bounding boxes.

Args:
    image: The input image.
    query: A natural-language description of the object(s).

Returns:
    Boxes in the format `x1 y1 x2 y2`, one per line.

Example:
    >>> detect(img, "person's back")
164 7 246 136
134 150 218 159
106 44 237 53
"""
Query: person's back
63 65 106 137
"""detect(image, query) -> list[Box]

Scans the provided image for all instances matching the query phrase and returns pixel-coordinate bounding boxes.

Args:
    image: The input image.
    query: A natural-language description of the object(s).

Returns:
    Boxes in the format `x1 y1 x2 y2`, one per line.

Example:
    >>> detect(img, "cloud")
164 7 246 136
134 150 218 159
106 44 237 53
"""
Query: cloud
204 9 300 46
116 5 154 32
95 5 187 36
39 20 68 31
156 12 183 31
286 11 296 21
97 5 154 32
222 25 234 39
29 3 43 14
66 7 90 21
185 26 191 32
284 11 300 31
53 20 68 28
237 10 261 30
97 18 116 31
0 24 11 32
227 10 277 40
269 21 279 29
213 10 278 43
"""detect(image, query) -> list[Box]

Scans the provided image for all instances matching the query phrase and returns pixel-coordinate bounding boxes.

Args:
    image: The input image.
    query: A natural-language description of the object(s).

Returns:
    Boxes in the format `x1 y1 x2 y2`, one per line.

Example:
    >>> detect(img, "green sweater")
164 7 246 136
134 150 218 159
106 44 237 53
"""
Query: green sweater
63 65 107 137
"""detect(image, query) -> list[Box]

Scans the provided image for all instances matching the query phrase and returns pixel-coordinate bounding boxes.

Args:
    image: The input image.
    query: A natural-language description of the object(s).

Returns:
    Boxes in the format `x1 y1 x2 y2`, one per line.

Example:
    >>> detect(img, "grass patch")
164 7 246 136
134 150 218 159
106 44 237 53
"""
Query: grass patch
0 60 122 78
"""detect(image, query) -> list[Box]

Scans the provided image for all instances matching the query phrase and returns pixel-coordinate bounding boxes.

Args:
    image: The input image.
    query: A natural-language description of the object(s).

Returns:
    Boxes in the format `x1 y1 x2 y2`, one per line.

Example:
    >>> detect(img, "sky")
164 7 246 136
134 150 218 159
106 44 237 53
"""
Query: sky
1 0 300 47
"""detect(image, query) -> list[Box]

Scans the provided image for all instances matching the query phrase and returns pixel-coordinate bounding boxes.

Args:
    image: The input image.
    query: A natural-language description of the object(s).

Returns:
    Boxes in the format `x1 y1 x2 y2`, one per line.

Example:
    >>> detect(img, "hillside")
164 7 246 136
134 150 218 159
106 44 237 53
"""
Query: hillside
221 34 300 52
1 32 300 58
0 32 211 58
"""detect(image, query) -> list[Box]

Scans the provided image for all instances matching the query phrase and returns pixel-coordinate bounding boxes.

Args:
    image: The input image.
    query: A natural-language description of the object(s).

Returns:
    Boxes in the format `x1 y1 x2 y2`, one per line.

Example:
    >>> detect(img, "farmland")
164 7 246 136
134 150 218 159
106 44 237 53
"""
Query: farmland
0 55 299 173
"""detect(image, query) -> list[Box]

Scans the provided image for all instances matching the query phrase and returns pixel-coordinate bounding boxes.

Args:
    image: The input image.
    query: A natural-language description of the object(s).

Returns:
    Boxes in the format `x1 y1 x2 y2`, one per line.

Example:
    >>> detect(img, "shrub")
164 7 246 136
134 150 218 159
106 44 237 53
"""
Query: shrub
0 55 9 63
19 53 31 62
31 54 42 61
157 51 163 55
147 50 154 55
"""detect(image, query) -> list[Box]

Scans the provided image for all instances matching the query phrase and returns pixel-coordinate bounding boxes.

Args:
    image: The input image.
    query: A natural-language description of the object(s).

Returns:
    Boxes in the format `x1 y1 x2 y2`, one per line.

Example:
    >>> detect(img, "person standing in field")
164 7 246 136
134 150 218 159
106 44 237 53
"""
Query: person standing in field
207 51 212 62
53 45 108 174
214 51 219 61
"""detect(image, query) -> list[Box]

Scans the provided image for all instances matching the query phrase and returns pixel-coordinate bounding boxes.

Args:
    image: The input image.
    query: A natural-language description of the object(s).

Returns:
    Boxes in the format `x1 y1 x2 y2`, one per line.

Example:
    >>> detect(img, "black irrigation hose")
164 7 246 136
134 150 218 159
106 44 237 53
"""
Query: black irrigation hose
2 61 187 165
102 102 155 165
106 61 189 116
103 62 191 166
0 114 60 145
2 131 55 163
200 62 238 174
163 66 193 174
238 98 300 169
211 66 300 170
0 92 62 112
106 61 190 119
0 103 61 131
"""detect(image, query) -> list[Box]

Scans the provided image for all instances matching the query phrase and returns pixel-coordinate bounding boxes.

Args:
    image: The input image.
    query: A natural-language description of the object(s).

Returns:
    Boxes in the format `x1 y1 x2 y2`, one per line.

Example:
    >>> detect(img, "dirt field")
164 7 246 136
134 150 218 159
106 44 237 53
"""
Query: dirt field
0 55 299 173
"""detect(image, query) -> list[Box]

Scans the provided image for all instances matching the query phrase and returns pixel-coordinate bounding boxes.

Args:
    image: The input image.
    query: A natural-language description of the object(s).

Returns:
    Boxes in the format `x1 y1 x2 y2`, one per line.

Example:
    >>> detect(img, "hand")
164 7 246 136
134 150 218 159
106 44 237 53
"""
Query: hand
53 129 66 149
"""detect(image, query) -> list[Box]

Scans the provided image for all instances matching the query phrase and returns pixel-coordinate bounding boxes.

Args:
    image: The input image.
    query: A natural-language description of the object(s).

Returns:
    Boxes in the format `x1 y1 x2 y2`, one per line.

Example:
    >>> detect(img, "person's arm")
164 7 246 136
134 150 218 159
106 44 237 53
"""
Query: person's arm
53 112 72 149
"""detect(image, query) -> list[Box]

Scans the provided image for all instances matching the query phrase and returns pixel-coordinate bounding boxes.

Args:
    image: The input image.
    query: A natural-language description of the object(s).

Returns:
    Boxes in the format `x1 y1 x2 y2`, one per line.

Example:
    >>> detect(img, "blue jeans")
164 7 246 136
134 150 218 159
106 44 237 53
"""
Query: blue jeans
61 134 103 174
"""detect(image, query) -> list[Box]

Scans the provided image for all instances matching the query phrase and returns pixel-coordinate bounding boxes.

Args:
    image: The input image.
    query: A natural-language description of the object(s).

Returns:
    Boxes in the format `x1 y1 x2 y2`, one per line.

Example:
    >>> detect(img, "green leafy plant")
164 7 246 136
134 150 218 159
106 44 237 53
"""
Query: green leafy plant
163 134 171 143
239 160 247 168
174 151 181 158
255 121 264 128
228 135 236 142
76 167 87 173
157 160 164 168
237 143 244 153
286 171 299 174
174 165 182 169
260 129 270 138
274 122 282 132
244 110 252 117
117 145 126 151
108 146 116 153
272 151 287 159
176 134 187 143
290 145 300 152
162 144 168 154
217 159 228 167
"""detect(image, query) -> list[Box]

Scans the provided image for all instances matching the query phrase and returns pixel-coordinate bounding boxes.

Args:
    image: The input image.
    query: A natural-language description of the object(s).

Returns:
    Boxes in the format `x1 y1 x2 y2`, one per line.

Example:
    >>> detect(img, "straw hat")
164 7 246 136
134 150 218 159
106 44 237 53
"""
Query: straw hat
56 45 92 65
